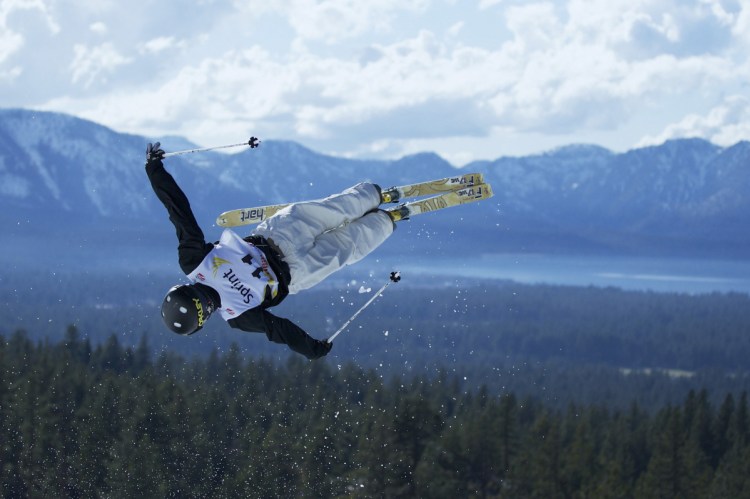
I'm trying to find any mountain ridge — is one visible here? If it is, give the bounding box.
[1,108,748,264]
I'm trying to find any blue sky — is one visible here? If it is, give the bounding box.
[1,0,749,165]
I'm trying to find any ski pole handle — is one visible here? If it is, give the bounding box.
[163,137,260,157]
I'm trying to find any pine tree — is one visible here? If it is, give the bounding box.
[506,410,564,499]
[635,404,711,499]
[561,407,601,497]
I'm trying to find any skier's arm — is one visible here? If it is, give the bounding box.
[144,142,212,274]
[228,309,332,360]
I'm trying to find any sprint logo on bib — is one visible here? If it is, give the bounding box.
[221,268,255,304]
[210,256,255,304]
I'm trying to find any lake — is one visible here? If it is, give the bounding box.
[392,253,750,295]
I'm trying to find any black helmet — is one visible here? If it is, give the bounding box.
[160,284,215,335]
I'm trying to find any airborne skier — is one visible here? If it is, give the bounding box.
[145,142,395,359]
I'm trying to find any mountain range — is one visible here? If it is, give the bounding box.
[1,107,748,271]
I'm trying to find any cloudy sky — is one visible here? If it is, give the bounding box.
[2,0,749,165]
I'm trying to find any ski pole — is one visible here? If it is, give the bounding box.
[162,137,260,157]
[327,271,401,343]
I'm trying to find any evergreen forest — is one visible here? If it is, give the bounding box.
[2,329,750,498]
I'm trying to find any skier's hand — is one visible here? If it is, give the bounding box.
[310,339,332,360]
[145,142,165,166]
[322,340,332,355]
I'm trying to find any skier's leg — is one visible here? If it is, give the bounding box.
[253,183,381,283]
[286,210,394,294]
[253,183,380,245]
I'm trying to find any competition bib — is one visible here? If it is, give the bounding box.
[188,229,279,320]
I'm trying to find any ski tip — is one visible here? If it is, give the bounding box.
[465,172,484,184]
[455,182,493,201]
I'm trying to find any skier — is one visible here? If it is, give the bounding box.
[145,142,395,359]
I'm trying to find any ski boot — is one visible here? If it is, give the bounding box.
[380,186,401,203]
[385,204,411,222]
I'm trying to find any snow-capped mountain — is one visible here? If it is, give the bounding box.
[472,138,750,252]
[1,107,748,266]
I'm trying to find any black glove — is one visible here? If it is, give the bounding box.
[310,339,333,360]
[145,142,165,166]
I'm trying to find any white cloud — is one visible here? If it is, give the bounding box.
[89,22,107,35]
[70,43,133,88]
[1,0,60,32]
[45,46,303,143]
[446,21,464,37]
[0,26,23,64]
[637,95,750,147]
[481,0,744,135]
[478,0,504,9]
[286,30,509,139]
[0,0,59,64]
[237,0,429,43]
[0,65,21,81]
[731,0,750,42]
[504,2,563,51]
[700,0,737,26]
[14,0,750,161]
[140,36,182,54]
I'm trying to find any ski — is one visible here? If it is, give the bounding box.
[385,183,494,222]
[379,172,484,203]
[216,173,484,227]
